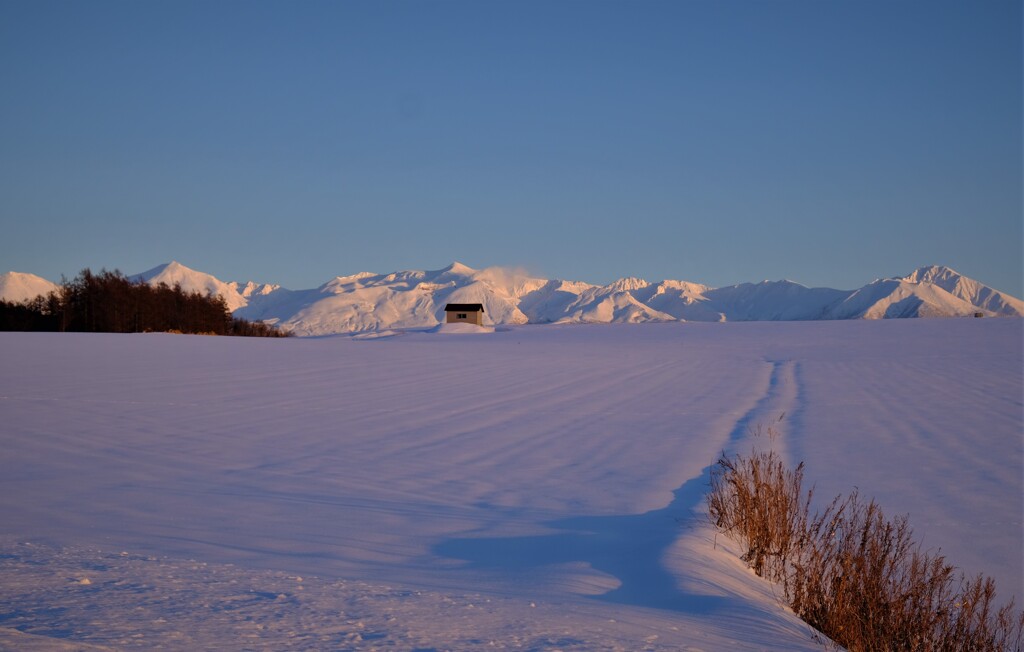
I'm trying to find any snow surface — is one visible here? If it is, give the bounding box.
[431,322,497,334]
[0,319,1020,649]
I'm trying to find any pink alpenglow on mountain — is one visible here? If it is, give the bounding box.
[4,262,1021,335]
[0,271,59,304]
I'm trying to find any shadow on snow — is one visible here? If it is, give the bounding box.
[434,360,793,615]
[435,470,721,614]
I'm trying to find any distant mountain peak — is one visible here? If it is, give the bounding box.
[331,271,377,283]
[134,262,169,280]
[604,277,650,292]
[3,270,49,280]
[134,260,196,281]
[0,271,59,304]
[901,265,1023,316]
[321,272,379,293]
[903,265,961,284]
[439,261,476,276]
[132,261,252,311]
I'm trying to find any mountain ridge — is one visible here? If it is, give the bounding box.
[3,263,1021,335]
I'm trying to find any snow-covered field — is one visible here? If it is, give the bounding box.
[1,319,1020,650]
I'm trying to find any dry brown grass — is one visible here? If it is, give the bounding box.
[707,441,811,580]
[706,426,1024,651]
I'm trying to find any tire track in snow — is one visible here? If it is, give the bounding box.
[721,358,802,461]
[434,358,806,613]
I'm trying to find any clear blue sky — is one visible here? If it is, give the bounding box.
[1,0,1021,295]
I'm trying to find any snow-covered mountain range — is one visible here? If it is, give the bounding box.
[2,261,1021,335]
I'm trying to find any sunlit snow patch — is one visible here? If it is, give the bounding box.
[430,323,495,334]
[351,330,401,340]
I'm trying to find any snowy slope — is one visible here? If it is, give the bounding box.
[0,319,1019,649]
[131,261,278,312]
[557,277,675,324]
[903,265,1024,316]
[704,280,849,321]
[0,271,59,304]
[824,277,989,319]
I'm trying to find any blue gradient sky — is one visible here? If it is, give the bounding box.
[1,0,1021,294]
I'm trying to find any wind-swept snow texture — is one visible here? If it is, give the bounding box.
[0,319,1020,649]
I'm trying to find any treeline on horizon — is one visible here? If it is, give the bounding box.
[0,269,288,337]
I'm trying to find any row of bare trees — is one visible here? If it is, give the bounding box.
[0,269,287,337]
[707,426,1023,651]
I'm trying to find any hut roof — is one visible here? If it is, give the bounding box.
[444,303,485,313]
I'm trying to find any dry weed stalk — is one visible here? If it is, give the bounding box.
[706,424,1024,651]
